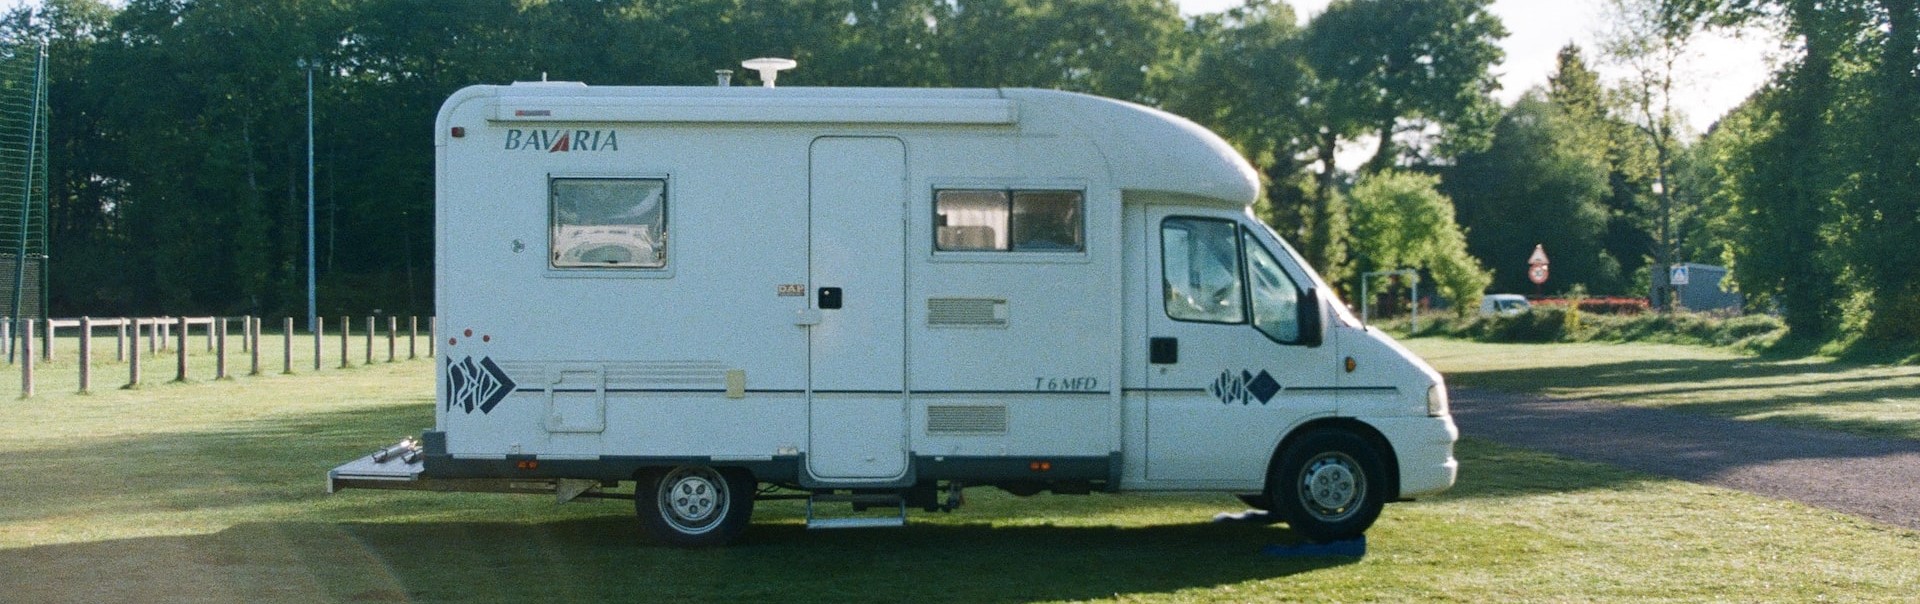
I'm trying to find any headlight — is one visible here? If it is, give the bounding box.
[1426,384,1449,417]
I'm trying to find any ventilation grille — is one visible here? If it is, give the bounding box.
[927,405,1008,434]
[927,298,1007,327]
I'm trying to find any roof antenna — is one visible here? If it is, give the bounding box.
[740,57,797,88]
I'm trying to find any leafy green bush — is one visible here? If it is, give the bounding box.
[1384,308,1786,350]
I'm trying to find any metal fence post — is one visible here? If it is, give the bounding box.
[249,317,260,376]
[339,315,350,369]
[387,316,397,363]
[409,316,418,359]
[175,316,188,382]
[79,317,91,392]
[313,316,323,371]
[283,317,293,374]
[364,315,373,365]
[215,318,227,380]
[20,319,33,397]
[128,319,141,387]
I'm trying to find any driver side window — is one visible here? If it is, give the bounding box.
[1161,218,1245,324]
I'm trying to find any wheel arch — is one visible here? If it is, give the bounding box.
[1266,417,1402,501]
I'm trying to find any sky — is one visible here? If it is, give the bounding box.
[1176,0,1778,134]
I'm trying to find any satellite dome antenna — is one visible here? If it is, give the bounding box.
[741,57,797,88]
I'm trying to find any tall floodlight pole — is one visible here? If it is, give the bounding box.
[300,58,316,332]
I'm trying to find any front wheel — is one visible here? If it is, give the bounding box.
[635,465,756,547]
[1271,430,1387,543]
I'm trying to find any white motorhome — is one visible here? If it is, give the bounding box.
[329,80,1458,547]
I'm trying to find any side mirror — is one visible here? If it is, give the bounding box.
[1298,288,1325,348]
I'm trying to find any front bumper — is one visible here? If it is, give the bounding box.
[1370,415,1459,499]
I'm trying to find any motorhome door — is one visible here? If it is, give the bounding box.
[805,137,910,481]
[1142,209,1338,483]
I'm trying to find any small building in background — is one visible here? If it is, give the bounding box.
[1658,263,1743,314]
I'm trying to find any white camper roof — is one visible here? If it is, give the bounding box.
[436,84,1260,207]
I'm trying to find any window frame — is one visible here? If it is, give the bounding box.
[1240,227,1308,345]
[545,175,673,278]
[1158,216,1248,326]
[932,186,1087,256]
[1157,216,1315,345]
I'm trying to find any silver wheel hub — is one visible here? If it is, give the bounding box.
[658,467,728,533]
[1299,454,1363,520]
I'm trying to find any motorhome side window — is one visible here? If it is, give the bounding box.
[934,189,1084,252]
[550,178,667,269]
[1161,218,1245,324]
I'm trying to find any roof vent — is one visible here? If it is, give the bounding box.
[741,57,797,88]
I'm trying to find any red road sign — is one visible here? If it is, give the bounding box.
[1528,263,1549,285]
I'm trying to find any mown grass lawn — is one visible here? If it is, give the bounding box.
[1405,337,1920,441]
[2,357,1917,602]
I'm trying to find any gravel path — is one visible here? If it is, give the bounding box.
[1453,388,1920,531]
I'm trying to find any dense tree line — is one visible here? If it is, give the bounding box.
[1669,0,1920,345]
[9,0,1909,348]
[1,0,1506,319]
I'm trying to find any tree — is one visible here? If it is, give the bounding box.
[1303,0,1507,175]
[1601,0,1709,309]
[1548,43,1658,295]
[1446,93,1616,294]
[1283,0,1506,287]
[1167,1,1317,253]
[1346,171,1490,315]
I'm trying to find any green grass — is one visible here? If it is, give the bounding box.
[3,359,1918,601]
[1405,337,1920,440]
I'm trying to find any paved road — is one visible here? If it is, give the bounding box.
[1453,388,1920,531]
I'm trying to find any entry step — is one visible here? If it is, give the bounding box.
[805,492,908,529]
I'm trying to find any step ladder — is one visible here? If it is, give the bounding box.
[805,493,908,529]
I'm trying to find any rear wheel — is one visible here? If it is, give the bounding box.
[635,465,756,547]
[1271,430,1387,543]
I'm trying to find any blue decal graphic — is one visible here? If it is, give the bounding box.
[447,356,516,414]
[1209,369,1283,405]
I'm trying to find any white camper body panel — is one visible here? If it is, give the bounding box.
[434,85,1144,488]
[423,84,1454,501]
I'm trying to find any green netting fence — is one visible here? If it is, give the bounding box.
[0,39,46,332]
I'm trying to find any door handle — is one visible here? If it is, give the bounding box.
[1149,337,1178,364]
[818,287,844,310]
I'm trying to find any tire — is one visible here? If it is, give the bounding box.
[635,465,756,547]
[1270,430,1387,543]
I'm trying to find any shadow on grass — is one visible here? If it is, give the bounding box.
[0,516,1355,603]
